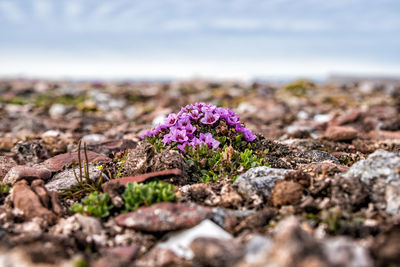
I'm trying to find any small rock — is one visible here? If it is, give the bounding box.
[104,245,140,261]
[45,164,108,192]
[87,139,137,156]
[314,113,333,124]
[372,225,400,267]
[241,235,273,265]
[52,213,103,236]
[263,217,326,267]
[323,237,372,267]
[123,142,154,176]
[12,141,50,164]
[81,134,107,144]
[31,179,50,208]
[12,180,56,224]
[270,181,304,207]
[124,142,190,185]
[49,103,67,118]
[134,248,190,267]
[0,156,17,181]
[343,149,400,214]
[325,126,358,141]
[331,109,363,126]
[115,202,212,232]
[233,166,295,201]
[42,150,111,172]
[299,150,340,164]
[149,149,191,184]
[102,169,182,191]
[157,219,232,259]
[3,166,52,185]
[190,237,245,267]
[330,175,370,211]
[41,130,70,138]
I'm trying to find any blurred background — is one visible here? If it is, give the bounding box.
[0,0,399,81]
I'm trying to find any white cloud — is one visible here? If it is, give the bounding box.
[0,1,24,23]
[33,0,51,20]
[65,0,83,18]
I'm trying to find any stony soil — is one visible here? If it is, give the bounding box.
[0,78,400,266]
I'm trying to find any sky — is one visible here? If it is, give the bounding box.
[0,0,399,80]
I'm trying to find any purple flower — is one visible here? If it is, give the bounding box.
[171,129,189,143]
[236,126,257,142]
[185,124,196,135]
[243,129,257,142]
[177,116,191,128]
[200,112,220,125]
[162,132,173,143]
[198,132,220,149]
[226,115,240,126]
[189,109,202,120]
[177,143,188,152]
[140,129,153,139]
[201,105,216,113]
[216,107,229,119]
[195,102,207,110]
[164,113,178,126]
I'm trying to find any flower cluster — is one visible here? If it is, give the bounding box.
[140,102,257,152]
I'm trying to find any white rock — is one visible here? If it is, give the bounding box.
[45,165,108,192]
[314,113,333,123]
[81,134,107,144]
[156,219,232,260]
[323,237,373,267]
[49,103,67,118]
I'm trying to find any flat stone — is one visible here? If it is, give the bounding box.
[157,219,232,260]
[42,150,111,172]
[45,164,108,192]
[233,166,295,200]
[115,202,212,232]
[0,156,17,182]
[3,166,52,185]
[102,168,182,191]
[12,180,56,224]
[325,126,358,141]
[343,149,400,214]
[299,150,339,164]
[87,139,137,156]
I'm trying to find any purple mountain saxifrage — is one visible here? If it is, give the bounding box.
[140,103,257,152]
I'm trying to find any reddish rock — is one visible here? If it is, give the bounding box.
[49,191,64,215]
[102,169,182,191]
[270,181,304,207]
[87,139,137,156]
[12,180,56,224]
[115,202,212,232]
[190,237,245,267]
[369,130,400,140]
[325,126,358,141]
[3,166,52,185]
[331,109,363,126]
[42,150,111,172]
[31,179,50,209]
[104,245,140,261]
[0,156,17,182]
